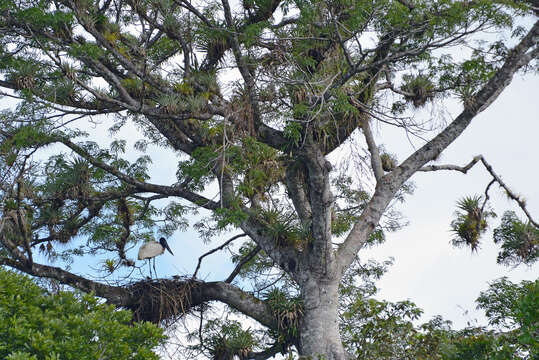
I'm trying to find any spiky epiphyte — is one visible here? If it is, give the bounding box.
[494,211,538,266]
[401,75,436,108]
[450,195,496,252]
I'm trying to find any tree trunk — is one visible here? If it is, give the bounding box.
[298,277,347,360]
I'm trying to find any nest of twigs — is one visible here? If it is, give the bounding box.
[126,277,200,325]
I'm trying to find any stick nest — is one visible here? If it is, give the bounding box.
[126,277,200,325]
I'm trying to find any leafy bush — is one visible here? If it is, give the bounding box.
[0,268,165,360]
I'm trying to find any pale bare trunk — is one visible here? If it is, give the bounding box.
[298,278,347,360]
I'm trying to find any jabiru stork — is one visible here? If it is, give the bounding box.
[138,237,174,278]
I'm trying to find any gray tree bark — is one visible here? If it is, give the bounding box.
[298,277,346,360]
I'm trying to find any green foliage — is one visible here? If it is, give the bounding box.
[515,280,539,351]
[67,42,105,60]
[441,327,517,360]
[339,272,539,360]
[0,0,537,358]
[450,195,496,252]
[339,260,450,360]
[441,277,538,360]
[0,268,165,359]
[340,285,454,360]
[177,145,220,191]
[257,208,310,248]
[337,246,538,359]
[0,119,185,267]
[339,257,448,359]
[147,36,179,62]
[493,211,538,266]
[330,175,370,237]
[342,297,430,359]
[241,21,268,47]
[190,319,258,359]
[0,122,55,152]
[265,288,303,341]
[214,204,249,228]
[283,121,303,146]
[233,137,284,200]
[477,277,527,329]
[475,277,538,356]
[331,210,357,237]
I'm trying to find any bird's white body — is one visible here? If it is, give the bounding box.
[138,241,165,260]
[137,237,173,278]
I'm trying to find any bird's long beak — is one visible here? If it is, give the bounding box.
[162,239,174,256]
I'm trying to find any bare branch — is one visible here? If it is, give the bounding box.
[419,155,538,227]
[225,245,261,284]
[192,233,248,279]
[418,155,482,173]
[481,179,496,216]
[361,119,384,181]
[479,157,538,228]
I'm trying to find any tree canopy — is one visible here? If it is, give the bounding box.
[0,268,165,360]
[340,275,539,360]
[0,0,538,358]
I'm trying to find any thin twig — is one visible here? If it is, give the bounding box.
[419,155,538,227]
[478,156,538,228]
[225,245,261,283]
[480,179,496,216]
[192,234,248,279]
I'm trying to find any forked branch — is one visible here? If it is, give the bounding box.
[192,233,248,279]
[338,20,539,269]
[420,155,538,227]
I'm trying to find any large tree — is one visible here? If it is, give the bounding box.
[0,0,537,358]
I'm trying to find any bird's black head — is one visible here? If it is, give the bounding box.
[159,237,174,256]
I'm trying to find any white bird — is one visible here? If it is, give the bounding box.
[138,237,174,278]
